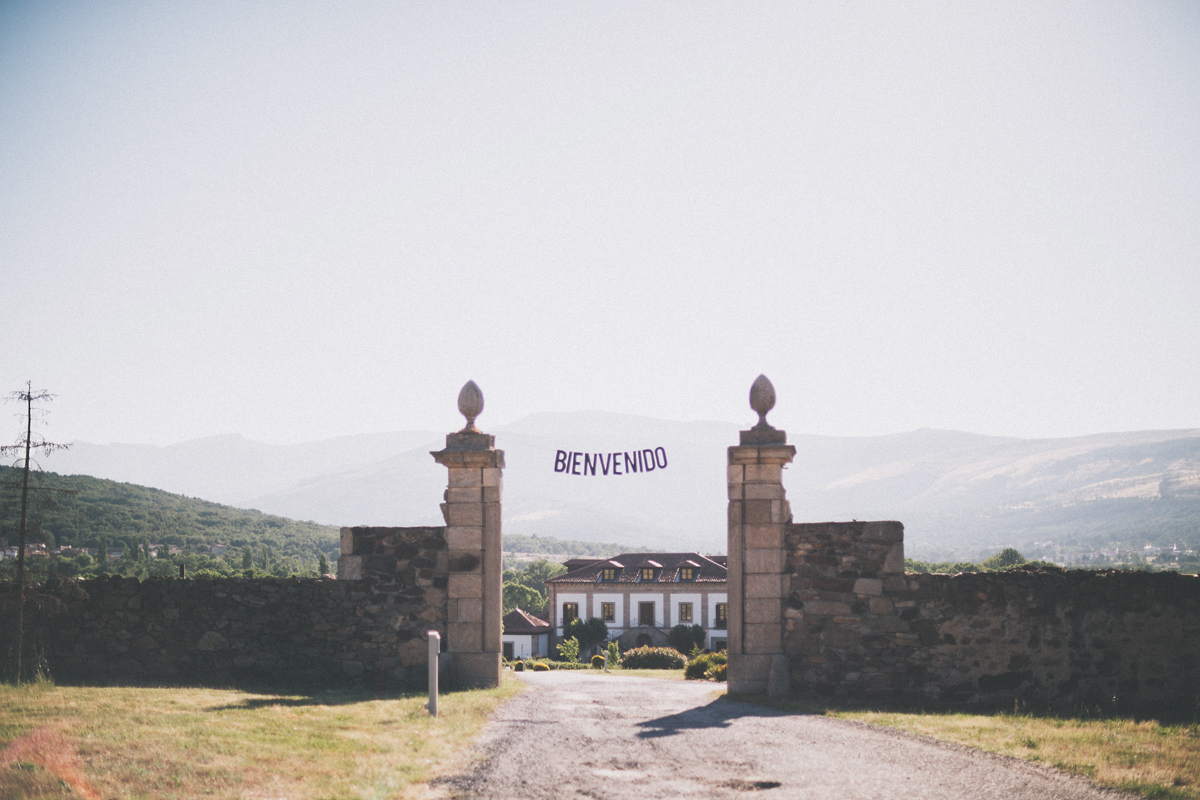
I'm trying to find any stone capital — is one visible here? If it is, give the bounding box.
[431,448,506,469]
[727,444,796,467]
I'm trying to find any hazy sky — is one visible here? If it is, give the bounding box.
[3,1,1198,447]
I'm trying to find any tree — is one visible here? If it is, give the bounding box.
[318,553,329,575]
[564,616,608,654]
[1,383,70,683]
[668,624,707,654]
[503,581,545,615]
[982,548,1026,571]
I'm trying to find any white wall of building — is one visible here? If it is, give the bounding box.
[628,592,666,627]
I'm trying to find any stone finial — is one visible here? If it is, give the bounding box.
[749,374,776,429]
[739,374,787,445]
[458,380,484,434]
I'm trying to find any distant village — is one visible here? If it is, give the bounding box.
[2,539,1198,574]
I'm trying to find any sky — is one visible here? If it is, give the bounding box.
[2,1,1198,448]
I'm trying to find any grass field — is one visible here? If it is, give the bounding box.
[830,706,1200,799]
[0,677,524,800]
[741,693,1200,800]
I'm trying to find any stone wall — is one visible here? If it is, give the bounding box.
[21,525,449,688]
[783,520,1200,706]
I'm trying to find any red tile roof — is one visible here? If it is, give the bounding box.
[503,607,551,634]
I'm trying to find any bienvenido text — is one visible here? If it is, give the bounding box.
[553,448,668,476]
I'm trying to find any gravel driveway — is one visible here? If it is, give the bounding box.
[436,671,1130,799]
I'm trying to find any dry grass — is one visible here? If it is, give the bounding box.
[0,676,524,800]
[828,707,1200,799]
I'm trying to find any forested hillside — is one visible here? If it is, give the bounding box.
[0,466,339,577]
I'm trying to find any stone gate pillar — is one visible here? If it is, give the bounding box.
[431,380,504,688]
[727,374,796,698]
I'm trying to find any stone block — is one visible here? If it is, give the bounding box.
[482,468,502,487]
[446,526,483,551]
[448,573,483,599]
[745,574,783,600]
[454,598,484,624]
[768,654,790,699]
[729,653,773,683]
[727,464,745,483]
[483,502,501,534]
[863,520,904,543]
[744,623,782,653]
[728,483,744,501]
[744,464,782,483]
[453,652,501,689]
[869,598,894,615]
[744,482,785,500]
[340,527,355,556]
[447,468,483,487]
[803,600,852,616]
[883,542,905,574]
[854,578,884,596]
[745,548,785,574]
[446,503,484,527]
[744,524,783,549]
[447,622,481,652]
[337,555,364,581]
[446,487,482,504]
[744,499,773,524]
[744,598,782,625]
[728,501,743,527]
[482,486,501,503]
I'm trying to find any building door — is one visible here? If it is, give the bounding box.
[639,602,655,627]
[503,642,514,661]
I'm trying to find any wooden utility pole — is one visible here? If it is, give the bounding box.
[2,382,69,683]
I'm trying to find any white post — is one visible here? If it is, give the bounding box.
[427,630,440,717]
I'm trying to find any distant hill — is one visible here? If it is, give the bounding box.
[0,467,649,575]
[0,466,340,569]
[44,415,1200,562]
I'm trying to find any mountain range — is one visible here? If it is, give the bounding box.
[46,413,1200,561]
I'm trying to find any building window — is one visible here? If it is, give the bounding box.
[715,603,728,629]
[639,602,655,626]
[601,602,615,622]
[600,568,617,582]
[640,567,656,581]
[563,602,578,625]
[679,567,695,581]
[713,639,727,652]
[679,602,693,623]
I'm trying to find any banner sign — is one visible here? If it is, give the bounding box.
[554,448,668,476]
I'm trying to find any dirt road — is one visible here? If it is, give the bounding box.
[436,671,1129,799]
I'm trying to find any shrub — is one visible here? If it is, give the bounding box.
[532,662,550,672]
[668,624,706,654]
[605,640,620,666]
[685,651,727,680]
[591,654,606,669]
[514,660,524,672]
[556,636,580,664]
[620,646,687,670]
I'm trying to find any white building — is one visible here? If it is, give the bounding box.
[546,552,728,654]
[501,607,550,660]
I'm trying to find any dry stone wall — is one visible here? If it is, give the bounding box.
[784,521,1200,706]
[25,525,449,688]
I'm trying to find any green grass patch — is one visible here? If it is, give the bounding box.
[0,677,524,799]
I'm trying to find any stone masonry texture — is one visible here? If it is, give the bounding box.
[18,525,449,689]
[785,521,1200,705]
